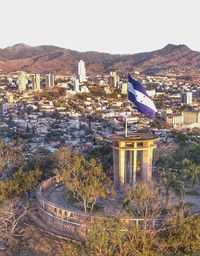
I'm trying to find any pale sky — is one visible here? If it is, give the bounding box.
[0,0,199,54]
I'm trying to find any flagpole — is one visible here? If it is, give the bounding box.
[125,114,128,138]
[125,72,129,138]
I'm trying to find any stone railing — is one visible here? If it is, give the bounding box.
[36,176,167,240]
[36,176,90,241]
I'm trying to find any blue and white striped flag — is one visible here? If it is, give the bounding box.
[128,74,157,118]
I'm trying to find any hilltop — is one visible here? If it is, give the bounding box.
[0,43,199,74]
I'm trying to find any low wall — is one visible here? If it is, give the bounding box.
[36,176,91,241]
[36,176,166,241]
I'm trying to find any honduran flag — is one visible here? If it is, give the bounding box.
[128,74,157,118]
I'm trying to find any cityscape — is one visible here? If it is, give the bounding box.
[1,0,200,256]
[0,52,199,156]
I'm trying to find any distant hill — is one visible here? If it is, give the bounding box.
[0,43,200,75]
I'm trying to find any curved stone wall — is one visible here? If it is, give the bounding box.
[36,176,90,241]
[36,176,166,240]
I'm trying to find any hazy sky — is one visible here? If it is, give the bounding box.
[1,0,199,54]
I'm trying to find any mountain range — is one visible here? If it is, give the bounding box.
[0,43,200,75]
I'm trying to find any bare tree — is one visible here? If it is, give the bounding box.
[0,199,29,249]
[123,182,168,233]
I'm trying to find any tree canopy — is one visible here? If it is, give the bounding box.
[55,148,111,213]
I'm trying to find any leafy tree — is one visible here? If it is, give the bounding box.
[87,145,113,176]
[87,218,127,256]
[164,215,200,255]
[11,167,42,195]
[182,159,200,190]
[172,141,200,166]
[153,143,178,167]
[60,242,86,256]
[56,149,111,213]
[160,171,185,205]
[176,133,189,144]
[0,168,42,202]
[87,216,161,256]
[52,147,71,173]
[185,142,200,165]
[157,154,175,168]
[86,209,200,256]
[25,150,55,179]
[123,182,164,232]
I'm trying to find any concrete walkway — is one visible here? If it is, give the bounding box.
[185,195,200,213]
[44,184,200,216]
[43,184,84,213]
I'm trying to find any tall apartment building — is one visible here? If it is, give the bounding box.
[7,93,14,103]
[74,79,80,92]
[181,92,192,105]
[46,74,55,88]
[108,72,120,87]
[18,71,27,92]
[118,82,127,94]
[78,60,86,83]
[31,74,41,92]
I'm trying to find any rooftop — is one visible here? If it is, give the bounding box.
[108,133,159,142]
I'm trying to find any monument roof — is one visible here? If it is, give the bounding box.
[108,133,159,142]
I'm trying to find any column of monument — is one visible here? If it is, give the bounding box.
[141,141,153,183]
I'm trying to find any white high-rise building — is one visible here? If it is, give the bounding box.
[7,93,14,103]
[18,71,27,92]
[31,74,41,92]
[74,79,80,92]
[78,60,86,83]
[182,92,192,105]
[46,74,55,88]
[107,71,120,87]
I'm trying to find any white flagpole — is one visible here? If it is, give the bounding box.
[125,114,128,138]
[125,73,129,138]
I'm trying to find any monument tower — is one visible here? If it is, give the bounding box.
[109,74,159,190]
[109,133,159,190]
